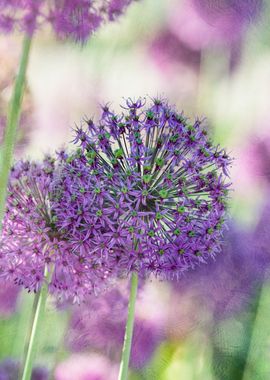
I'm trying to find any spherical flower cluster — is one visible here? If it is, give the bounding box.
[0,0,134,41]
[0,156,110,301]
[52,97,232,281]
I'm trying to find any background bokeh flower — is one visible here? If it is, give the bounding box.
[0,0,135,42]
[66,283,165,370]
[0,358,48,380]
[54,353,118,380]
[0,280,20,317]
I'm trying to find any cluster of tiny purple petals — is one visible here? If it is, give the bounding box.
[52,98,232,281]
[0,156,110,301]
[0,0,134,41]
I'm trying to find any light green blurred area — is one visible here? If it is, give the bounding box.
[1,0,270,379]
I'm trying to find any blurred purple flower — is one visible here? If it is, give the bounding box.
[169,0,262,50]
[149,29,201,72]
[0,279,20,317]
[0,358,48,380]
[247,136,270,186]
[31,367,49,380]
[66,285,164,369]
[193,0,262,32]
[54,353,117,380]
[168,221,262,337]
[252,196,270,269]
[0,156,111,302]
[52,97,232,282]
[0,0,135,42]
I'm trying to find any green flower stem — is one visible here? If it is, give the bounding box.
[118,271,138,380]
[0,35,32,230]
[21,267,49,380]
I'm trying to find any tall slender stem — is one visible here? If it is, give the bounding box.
[21,268,49,380]
[118,272,138,380]
[0,35,32,229]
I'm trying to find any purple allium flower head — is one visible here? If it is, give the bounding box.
[66,284,164,369]
[0,155,110,302]
[52,97,232,281]
[0,0,134,42]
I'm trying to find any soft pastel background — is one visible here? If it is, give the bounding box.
[1,0,270,379]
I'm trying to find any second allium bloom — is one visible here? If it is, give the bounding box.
[53,98,232,280]
[0,157,110,301]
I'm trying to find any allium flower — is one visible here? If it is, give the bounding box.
[52,97,232,281]
[67,285,164,369]
[0,155,110,301]
[0,0,134,41]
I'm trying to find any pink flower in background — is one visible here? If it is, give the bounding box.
[55,354,118,380]
[148,0,262,75]
[169,0,262,50]
[246,136,270,186]
[149,29,201,72]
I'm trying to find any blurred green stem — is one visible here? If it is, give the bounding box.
[242,278,270,380]
[21,267,49,380]
[118,272,138,380]
[0,35,32,230]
